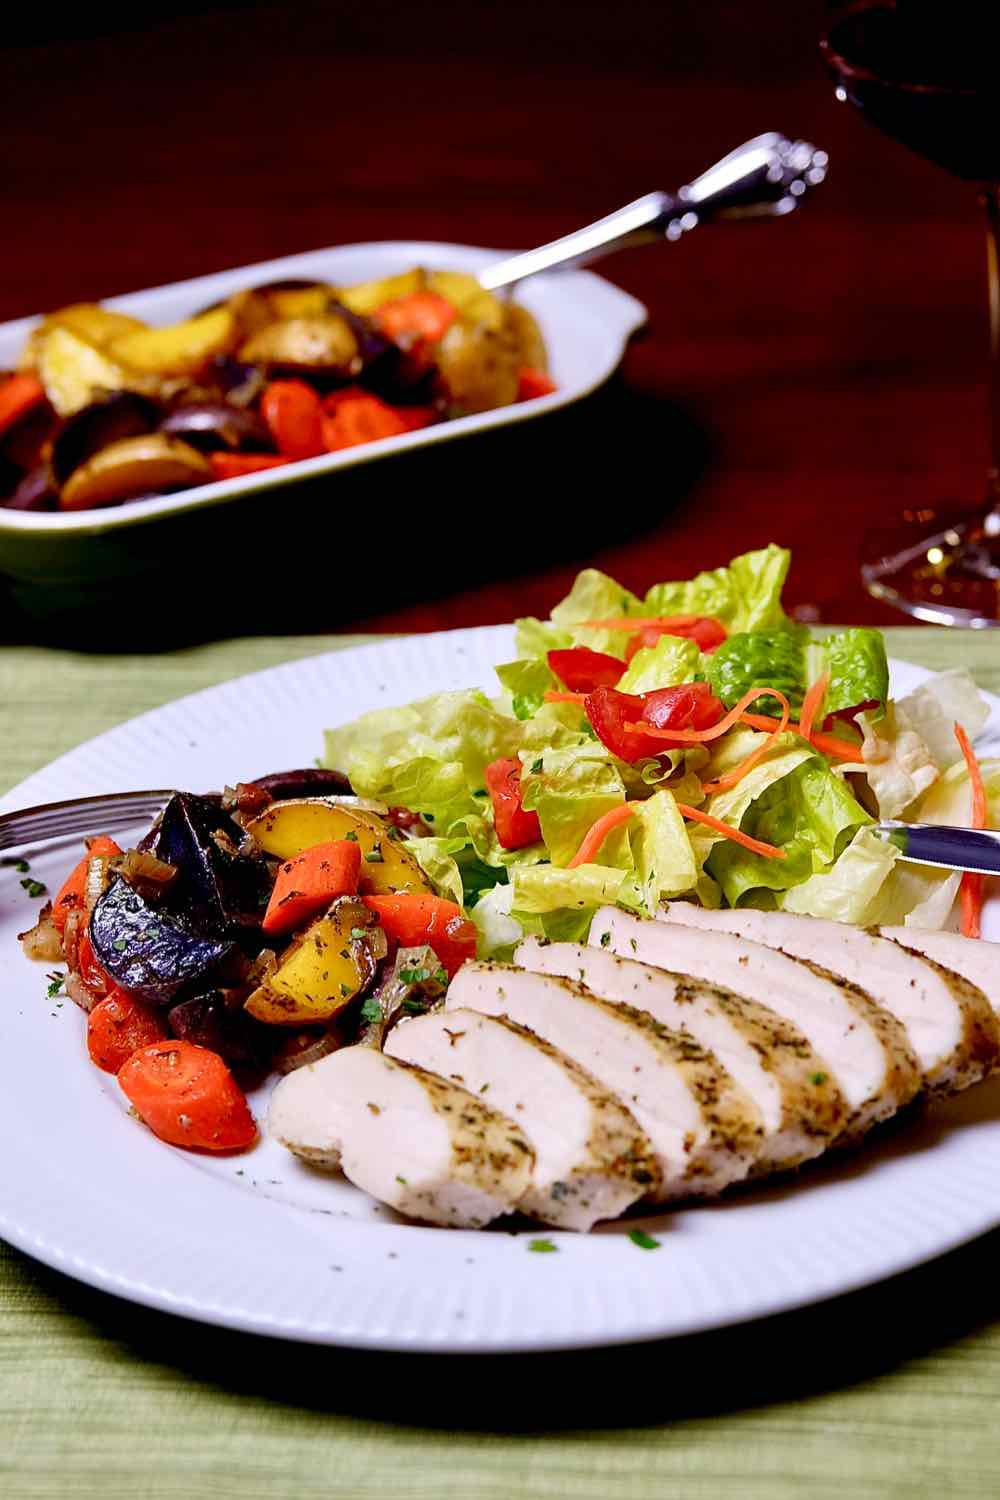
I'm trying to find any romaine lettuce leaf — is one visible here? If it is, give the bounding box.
[514,616,571,660]
[618,790,698,909]
[511,861,627,916]
[707,756,872,905]
[644,544,791,633]
[779,826,898,922]
[895,669,991,769]
[911,755,1000,827]
[707,630,806,711]
[405,835,513,908]
[818,629,889,720]
[519,744,629,869]
[868,860,962,930]
[853,703,939,819]
[495,658,557,720]
[548,569,643,657]
[469,882,525,957]
[617,634,702,694]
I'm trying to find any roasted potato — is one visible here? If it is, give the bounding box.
[110,307,237,377]
[59,433,211,511]
[238,314,360,373]
[245,798,432,896]
[37,327,135,416]
[505,302,548,372]
[426,271,505,332]
[227,283,337,341]
[18,303,148,372]
[435,314,521,414]
[338,269,426,317]
[245,894,379,1024]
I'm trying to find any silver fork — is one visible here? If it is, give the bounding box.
[0,789,174,853]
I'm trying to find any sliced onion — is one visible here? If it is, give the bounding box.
[272,1026,344,1074]
[65,971,98,1013]
[18,907,63,962]
[84,854,116,914]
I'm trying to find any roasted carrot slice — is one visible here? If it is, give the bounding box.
[118,1041,257,1151]
[262,839,362,936]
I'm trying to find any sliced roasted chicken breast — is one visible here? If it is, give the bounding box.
[386,1009,659,1229]
[268,1046,533,1229]
[881,927,1000,1019]
[446,961,764,1199]
[592,906,920,1133]
[516,936,844,1171]
[659,902,998,1094]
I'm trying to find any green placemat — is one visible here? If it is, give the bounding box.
[2,627,1000,1500]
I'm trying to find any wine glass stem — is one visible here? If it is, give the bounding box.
[983,184,1000,526]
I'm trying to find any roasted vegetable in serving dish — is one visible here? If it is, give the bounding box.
[1,270,554,513]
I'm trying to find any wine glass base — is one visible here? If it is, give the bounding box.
[861,506,1000,627]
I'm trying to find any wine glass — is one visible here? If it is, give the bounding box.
[822,1,1000,626]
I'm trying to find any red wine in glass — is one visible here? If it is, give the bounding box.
[822,2,1000,624]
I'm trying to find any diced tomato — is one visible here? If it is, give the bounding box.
[483,757,542,851]
[260,380,326,459]
[87,991,168,1073]
[584,682,725,762]
[517,367,557,401]
[547,647,625,693]
[118,1041,257,1151]
[362,893,477,978]
[624,616,727,662]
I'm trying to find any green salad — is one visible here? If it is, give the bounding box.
[324,546,998,954]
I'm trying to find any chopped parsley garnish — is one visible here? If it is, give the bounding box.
[530,758,543,774]
[350,927,367,940]
[810,1071,828,1086]
[527,1238,558,1253]
[113,938,128,952]
[395,1174,408,1186]
[20,877,47,898]
[46,972,64,998]
[340,983,353,997]
[399,966,431,984]
[343,830,359,842]
[2,857,31,872]
[423,813,434,822]
[627,1229,660,1250]
[364,848,384,863]
[359,997,381,1024]
[599,930,611,948]
[472,788,487,798]
[401,997,428,1015]
[433,967,448,987]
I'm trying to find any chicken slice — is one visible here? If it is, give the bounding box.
[446,961,764,1199]
[593,906,920,1133]
[881,927,1000,1019]
[268,1046,534,1228]
[386,1009,659,1229]
[516,936,844,1171]
[659,902,997,1094]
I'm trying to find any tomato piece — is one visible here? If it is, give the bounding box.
[585,687,667,762]
[641,682,724,733]
[362,894,477,978]
[87,991,168,1073]
[483,757,542,851]
[547,647,625,693]
[517,367,557,401]
[118,1041,257,1151]
[51,835,122,934]
[260,380,326,459]
[623,616,727,662]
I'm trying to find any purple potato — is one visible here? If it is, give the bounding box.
[50,393,161,485]
[4,465,58,510]
[90,877,233,1006]
[250,767,353,800]
[160,401,269,453]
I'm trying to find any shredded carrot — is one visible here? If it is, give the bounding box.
[567,803,637,869]
[955,719,987,939]
[579,615,706,632]
[544,690,588,705]
[676,804,786,860]
[798,671,830,745]
[626,687,791,745]
[701,694,791,795]
[740,712,862,762]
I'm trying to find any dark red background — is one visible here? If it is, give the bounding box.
[2,0,988,635]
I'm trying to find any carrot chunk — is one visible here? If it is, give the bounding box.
[262,839,362,936]
[118,1041,257,1151]
[88,992,168,1073]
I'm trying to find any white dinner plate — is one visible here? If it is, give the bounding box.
[1,627,999,1353]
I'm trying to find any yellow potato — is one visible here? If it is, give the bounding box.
[268,286,337,320]
[505,302,548,372]
[110,306,237,376]
[246,799,432,896]
[427,271,505,332]
[338,269,426,316]
[37,327,133,416]
[19,303,149,371]
[59,434,211,511]
[245,895,377,1025]
[435,314,521,414]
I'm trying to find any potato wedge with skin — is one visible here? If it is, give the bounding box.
[59,433,212,511]
[426,272,505,332]
[37,327,135,416]
[110,307,237,376]
[338,269,426,317]
[238,314,359,372]
[245,895,378,1025]
[19,303,149,372]
[246,799,432,896]
[436,314,521,413]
